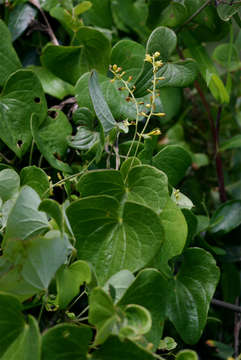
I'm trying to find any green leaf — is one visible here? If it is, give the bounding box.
[0,70,47,157]
[166,248,220,344]
[111,0,149,39]
[120,157,142,180]
[181,31,229,104]
[157,198,188,277]
[56,260,91,309]
[73,1,92,16]
[21,231,71,290]
[3,186,49,245]
[217,3,241,21]
[88,71,119,134]
[41,44,83,85]
[147,26,177,62]
[176,350,198,360]
[120,304,152,339]
[66,195,164,284]
[42,323,92,360]
[209,200,241,236]
[50,6,82,34]
[103,270,135,303]
[8,3,37,41]
[0,169,20,202]
[28,66,74,100]
[111,40,145,82]
[152,145,192,186]
[213,44,241,71]
[158,0,188,28]
[0,20,21,86]
[0,293,25,357]
[220,134,241,151]
[71,26,111,75]
[39,199,64,232]
[91,335,156,360]
[77,165,169,212]
[31,111,73,173]
[118,269,166,349]
[1,315,41,360]
[159,337,177,351]
[81,0,113,28]
[20,166,50,199]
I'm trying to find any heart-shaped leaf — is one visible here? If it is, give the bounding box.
[42,323,92,360]
[0,20,21,86]
[0,169,20,202]
[20,166,50,199]
[56,260,91,309]
[66,195,164,284]
[31,110,73,173]
[0,70,47,157]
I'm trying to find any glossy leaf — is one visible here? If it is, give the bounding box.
[1,315,41,360]
[81,0,113,28]
[31,111,73,173]
[0,293,25,357]
[8,3,37,41]
[176,350,198,360]
[103,270,135,303]
[3,186,49,245]
[0,20,21,86]
[42,323,92,360]
[0,70,47,157]
[152,145,192,186]
[20,166,50,199]
[209,200,241,236]
[56,260,91,309]
[39,199,64,232]
[0,169,20,202]
[66,195,164,284]
[28,66,74,99]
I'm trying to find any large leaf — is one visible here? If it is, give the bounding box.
[0,70,47,157]
[28,66,74,100]
[56,260,91,309]
[3,186,49,246]
[81,0,113,28]
[72,26,111,75]
[66,195,164,284]
[42,323,92,360]
[0,293,25,357]
[134,27,197,97]
[31,110,73,173]
[152,145,192,186]
[209,200,241,236]
[1,315,41,360]
[8,3,37,41]
[20,166,50,199]
[111,39,145,82]
[41,44,83,85]
[77,165,169,212]
[0,20,21,86]
[166,248,219,344]
[0,169,20,202]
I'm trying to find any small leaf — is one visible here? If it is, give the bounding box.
[28,66,74,100]
[103,270,135,303]
[0,293,25,358]
[3,186,49,246]
[220,134,241,151]
[42,323,92,360]
[0,20,21,86]
[8,3,37,41]
[89,71,117,134]
[20,166,50,199]
[176,349,198,360]
[217,3,241,21]
[0,169,20,202]
[73,1,92,16]
[209,200,241,236]
[152,145,192,186]
[39,199,64,232]
[56,260,91,309]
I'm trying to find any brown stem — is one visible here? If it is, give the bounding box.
[29,0,59,45]
[234,297,241,357]
[212,299,241,313]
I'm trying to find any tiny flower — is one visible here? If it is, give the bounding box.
[155,60,163,68]
[128,76,133,82]
[146,129,162,136]
[154,51,160,58]
[112,64,118,71]
[154,112,166,117]
[145,103,152,108]
[145,54,152,63]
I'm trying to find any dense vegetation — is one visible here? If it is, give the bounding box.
[0,0,240,359]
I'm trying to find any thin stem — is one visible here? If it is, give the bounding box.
[234,297,241,357]
[0,152,14,164]
[68,289,87,311]
[76,305,89,319]
[176,0,211,33]
[29,0,59,45]
[29,139,35,166]
[212,298,241,313]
